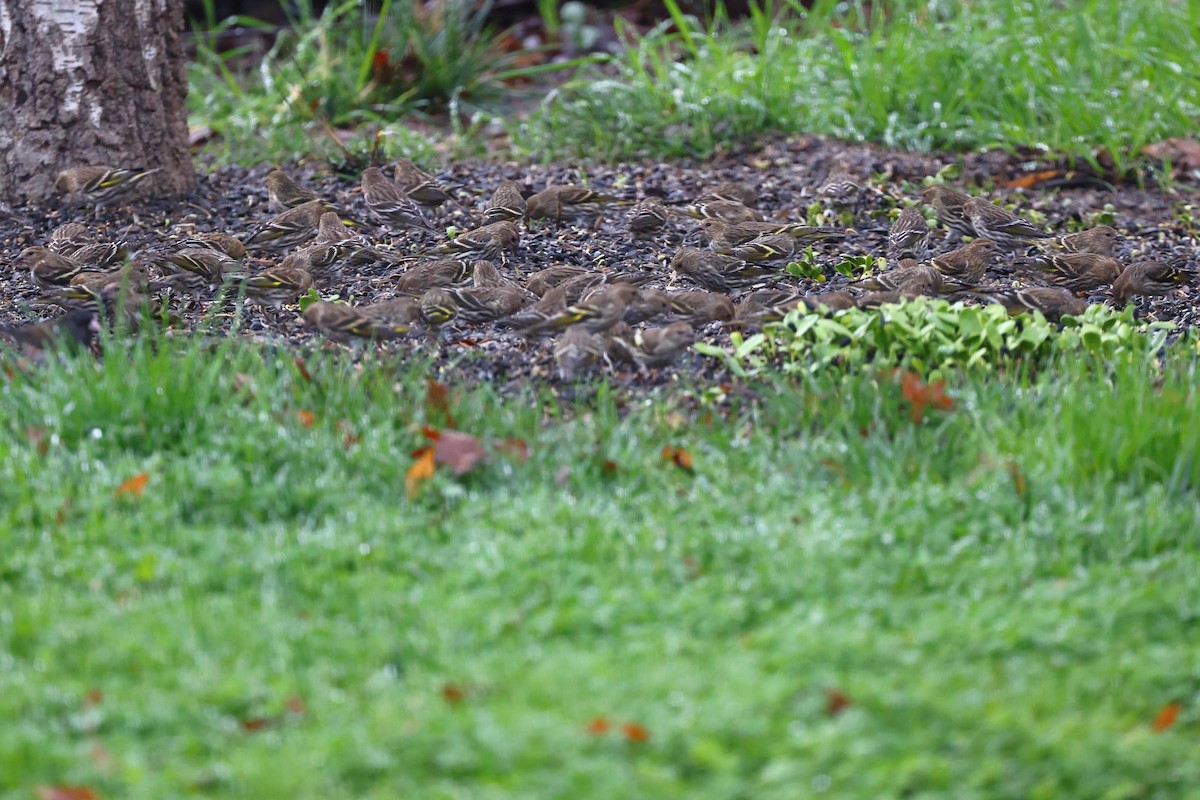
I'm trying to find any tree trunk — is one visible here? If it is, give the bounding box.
[0,0,194,204]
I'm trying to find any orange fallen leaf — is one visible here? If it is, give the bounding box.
[426,378,456,428]
[294,357,312,383]
[36,786,97,800]
[1000,169,1062,190]
[115,472,149,498]
[240,717,271,732]
[600,459,618,476]
[496,437,530,462]
[406,447,436,499]
[620,721,651,743]
[900,371,953,424]
[661,445,694,473]
[441,683,466,705]
[434,430,487,476]
[1152,701,1181,732]
[825,688,852,717]
[1007,460,1027,498]
[285,695,307,715]
[584,716,611,735]
[296,410,316,428]
[84,689,103,708]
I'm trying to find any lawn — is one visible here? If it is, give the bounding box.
[3,339,1198,799]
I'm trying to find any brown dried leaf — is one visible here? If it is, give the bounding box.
[585,716,611,735]
[435,430,487,476]
[661,445,694,473]
[620,721,651,743]
[1152,701,1181,732]
[406,447,436,499]
[496,437,529,462]
[825,688,852,717]
[294,357,312,383]
[425,378,456,428]
[36,787,98,800]
[115,472,149,498]
[296,410,316,428]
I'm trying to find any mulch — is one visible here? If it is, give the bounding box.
[2,135,1198,393]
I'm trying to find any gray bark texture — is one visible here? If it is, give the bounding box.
[0,0,195,204]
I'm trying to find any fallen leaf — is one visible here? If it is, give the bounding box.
[496,437,529,462]
[661,445,694,473]
[115,472,149,498]
[406,447,436,499]
[294,357,312,383]
[1007,460,1027,498]
[425,378,456,428]
[600,459,618,476]
[296,410,316,428]
[1142,137,1200,173]
[1000,169,1062,190]
[240,717,271,732]
[434,430,487,476]
[25,426,50,455]
[88,739,115,770]
[620,721,651,743]
[36,786,97,800]
[441,683,466,705]
[285,695,307,715]
[84,689,103,708]
[584,716,611,735]
[825,688,852,717]
[900,371,953,423]
[1152,701,1181,732]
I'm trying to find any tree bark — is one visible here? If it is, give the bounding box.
[0,0,194,204]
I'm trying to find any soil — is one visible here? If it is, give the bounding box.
[2,134,1198,394]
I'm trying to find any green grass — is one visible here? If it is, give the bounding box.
[515,0,1200,169]
[3,335,1200,798]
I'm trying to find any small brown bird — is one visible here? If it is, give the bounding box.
[974,287,1088,321]
[22,246,92,289]
[668,290,736,324]
[361,167,436,232]
[734,290,805,324]
[278,243,346,286]
[677,199,764,224]
[625,198,669,239]
[434,221,520,262]
[63,241,128,270]
[471,260,508,289]
[1043,225,1120,257]
[1111,261,1194,303]
[851,264,945,297]
[442,285,531,324]
[698,218,842,250]
[623,288,673,325]
[964,197,1052,250]
[715,233,800,264]
[395,259,471,295]
[670,247,772,293]
[360,297,422,326]
[419,288,458,326]
[526,283,640,334]
[920,185,976,240]
[0,309,100,359]
[71,262,152,295]
[483,179,527,225]
[856,291,909,309]
[53,166,161,211]
[803,291,857,311]
[393,159,450,205]
[231,266,314,310]
[525,265,590,296]
[931,239,998,284]
[160,247,237,290]
[1017,252,1122,294]
[264,169,318,212]
[698,181,758,208]
[816,169,868,213]
[49,223,90,251]
[887,205,931,261]
[553,325,606,380]
[525,185,620,223]
[244,199,334,252]
[627,322,696,369]
[302,301,409,344]
[179,231,248,261]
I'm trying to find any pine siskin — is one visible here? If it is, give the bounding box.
[314,211,381,265]
[699,181,758,208]
[419,288,458,326]
[393,159,465,215]
[919,185,976,240]
[816,169,867,213]
[1111,260,1194,303]
[963,197,1052,250]
[442,285,531,324]
[973,287,1088,321]
[395,259,471,295]
[53,166,161,210]
[669,247,771,293]
[931,239,998,284]
[698,218,842,250]
[47,283,165,330]
[483,179,527,225]
[63,241,128,269]
[162,247,237,287]
[1043,225,1120,257]
[243,200,334,252]
[628,322,696,370]
[302,301,409,344]
[622,288,673,325]
[676,199,764,224]
[734,289,805,324]
[179,231,248,261]
[856,291,908,309]
[553,325,605,380]
[231,266,314,310]
[21,246,92,289]
[264,169,318,212]
[715,233,801,264]
[471,260,507,289]
[526,283,640,334]
[49,222,90,251]
[1016,252,1122,293]
[434,221,520,262]
[525,185,621,223]
[804,290,857,311]
[887,205,931,261]
[0,309,100,358]
[851,264,945,297]
[71,262,152,295]
[667,290,736,323]
[361,167,436,232]
[625,197,669,239]
[525,265,589,296]
[360,297,422,326]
